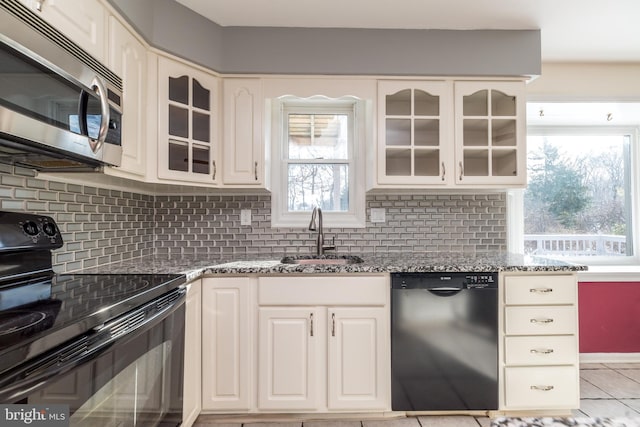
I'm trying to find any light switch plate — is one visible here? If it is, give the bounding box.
[240,209,252,225]
[370,208,386,223]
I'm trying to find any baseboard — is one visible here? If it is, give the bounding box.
[580,352,640,363]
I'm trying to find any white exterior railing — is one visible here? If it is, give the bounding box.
[524,234,627,256]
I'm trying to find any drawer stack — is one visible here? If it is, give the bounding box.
[501,273,580,410]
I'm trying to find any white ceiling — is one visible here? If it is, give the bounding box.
[175,0,640,62]
[527,103,640,126]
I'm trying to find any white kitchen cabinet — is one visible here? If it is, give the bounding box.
[257,275,390,412]
[504,366,579,409]
[375,79,526,189]
[105,16,147,178]
[500,273,580,411]
[157,56,220,185]
[182,280,201,427]
[222,78,265,186]
[201,277,254,411]
[258,307,319,410]
[327,307,387,410]
[377,81,452,186]
[454,81,526,186]
[19,0,107,62]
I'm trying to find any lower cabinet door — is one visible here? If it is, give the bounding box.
[258,307,318,410]
[201,278,252,411]
[328,307,389,410]
[504,366,579,409]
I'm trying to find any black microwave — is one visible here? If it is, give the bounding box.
[0,0,123,171]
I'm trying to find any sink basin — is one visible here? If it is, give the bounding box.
[280,255,364,265]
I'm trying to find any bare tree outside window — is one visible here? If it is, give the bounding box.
[524,134,632,257]
[286,112,350,212]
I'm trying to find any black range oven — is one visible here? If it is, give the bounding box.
[0,211,187,426]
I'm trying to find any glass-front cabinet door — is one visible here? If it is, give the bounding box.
[454,81,526,186]
[158,56,219,184]
[377,81,452,185]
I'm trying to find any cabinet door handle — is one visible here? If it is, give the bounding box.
[530,385,554,391]
[331,313,336,337]
[530,318,554,324]
[459,161,464,181]
[441,162,445,181]
[310,312,314,337]
[212,160,217,180]
[254,161,258,181]
[530,348,554,354]
[530,287,553,293]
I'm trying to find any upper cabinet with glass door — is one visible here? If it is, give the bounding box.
[454,81,526,187]
[377,81,452,186]
[157,56,219,184]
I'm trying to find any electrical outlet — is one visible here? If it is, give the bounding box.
[240,209,252,226]
[370,208,386,223]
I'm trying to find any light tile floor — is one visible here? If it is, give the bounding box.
[575,363,640,418]
[195,363,640,427]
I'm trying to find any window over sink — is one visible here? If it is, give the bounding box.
[270,97,366,228]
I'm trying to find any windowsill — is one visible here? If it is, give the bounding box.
[578,265,640,282]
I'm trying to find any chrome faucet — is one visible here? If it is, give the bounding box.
[308,206,335,256]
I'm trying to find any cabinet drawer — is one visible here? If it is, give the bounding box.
[504,366,579,409]
[505,336,578,366]
[505,306,576,335]
[258,275,388,305]
[504,275,576,305]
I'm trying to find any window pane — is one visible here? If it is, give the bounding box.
[524,134,631,257]
[288,114,348,159]
[192,145,210,174]
[168,76,188,104]
[168,140,188,172]
[168,105,188,138]
[287,164,348,212]
[192,111,210,142]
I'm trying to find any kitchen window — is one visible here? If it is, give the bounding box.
[511,102,640,265]
[271,97,366,228]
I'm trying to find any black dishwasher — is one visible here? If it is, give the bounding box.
[391,272,498,411]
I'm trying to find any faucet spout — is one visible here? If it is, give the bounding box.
[308,207,334,256]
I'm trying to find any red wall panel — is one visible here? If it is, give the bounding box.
[578,282,640,353]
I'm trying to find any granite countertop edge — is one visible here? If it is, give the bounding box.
[74,252,587,278]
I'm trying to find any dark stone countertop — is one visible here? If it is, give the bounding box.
[75,252,587,280]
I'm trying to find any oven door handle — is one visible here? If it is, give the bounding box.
[0,287,186,403]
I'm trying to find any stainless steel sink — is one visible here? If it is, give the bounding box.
[280,255,364,265]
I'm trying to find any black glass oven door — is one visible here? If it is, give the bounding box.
[0,288,186,427]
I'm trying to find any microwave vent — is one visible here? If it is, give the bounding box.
[1,0,122,92]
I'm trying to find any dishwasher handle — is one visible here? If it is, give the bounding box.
[428,287,463,296]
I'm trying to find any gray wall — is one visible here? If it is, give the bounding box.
[0,167,506,272]
[108,0,540,77]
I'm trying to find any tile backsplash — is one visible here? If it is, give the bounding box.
[154,193,506,256]
[1,166,155,272]
[1,166,506,272]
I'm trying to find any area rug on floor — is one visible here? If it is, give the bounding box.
[491,418,640,427]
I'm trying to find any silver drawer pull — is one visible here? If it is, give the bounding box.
[530,318,554,324]
[530,288,553,293]
[530,385,554,391]
[530,348,554,354]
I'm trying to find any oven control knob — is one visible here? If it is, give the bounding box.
[43,223,57,236]
[22,221,39,236]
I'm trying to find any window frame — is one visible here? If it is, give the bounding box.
[270,96,366,228]
[510,124,640,266]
